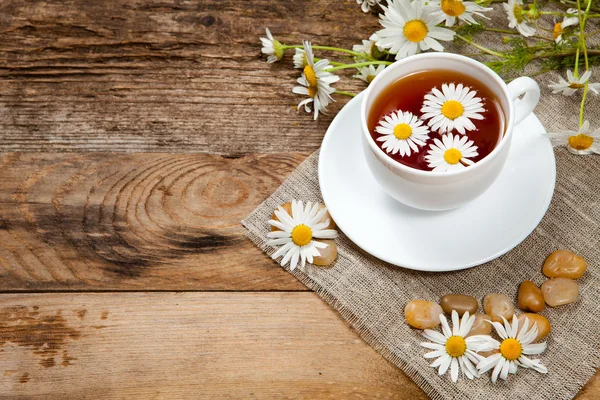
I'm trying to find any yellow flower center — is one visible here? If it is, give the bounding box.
[441,100,464,120]
[499,338,522,361]
[568,134,594,150]
[553,22,564,39]
[393,123,413,139]
[445,336,467,358]
[441,0,466,17]
[568,82,585,89]
[304,65,319,98]
[366,74,375,83]
[513,5,524,23]
[291,224,312,246]
[403,20,428,43]
[444,148,462,165]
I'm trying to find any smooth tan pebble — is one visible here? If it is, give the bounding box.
[541,277,579,307]
[517,280,545,312]
[313,240,337,266]
[466,313,492,337]
[483,293,514,323]
[517,313,551,342]
[440,294,478,316]
[543,250,587,279]
[405,300,443,329]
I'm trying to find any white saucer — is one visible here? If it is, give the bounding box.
[318,92,556,272]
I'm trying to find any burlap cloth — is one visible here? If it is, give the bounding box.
[243,5,600,400]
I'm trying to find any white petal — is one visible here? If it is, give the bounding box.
[450,358,459,382]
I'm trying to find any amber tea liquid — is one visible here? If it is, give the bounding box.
[368,70,506,171]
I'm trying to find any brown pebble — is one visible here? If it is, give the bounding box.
[543,250,587,279]
[465,313,492,337]
[440,294,478,316]
[517,280,545,312]
[483,293,514,323]
[517,313,551,342]
[478,349,500,358]
[405,300,443,329]
[313,240,337,266]
[541,277,579,307]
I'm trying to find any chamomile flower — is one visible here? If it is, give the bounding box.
[504,0,536,37]
[293,47,307,69]
[420,83,485,134]
[375,0,456,60]
[267,200,338,271]
[553,8,579,43]
[292,41,340,120]
[548,120,600,155]
[352,34,385,60]
[426,0,492,27]
[425,133,479,172]
[357,0,381,13]
[354,64,386,84]
[260,27,284,63]
[375,110,431,156]
[476,315,548,383]
[420,311,491,382]
[548,70,592,96]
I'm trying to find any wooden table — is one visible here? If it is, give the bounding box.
[0,1,597,398]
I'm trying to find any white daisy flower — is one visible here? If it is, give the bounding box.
[352,34,385,60]
[293,47,307,69]
[425,0,492,27]
[503,0,536,37]
[553,8,579,43]
[548,69,592,96]
[375,110,431,157]
[548,120,600,155]
[292,41,340,120]
[267,200,338,271]
[476,315,548,383]
[425,133,479,172]
[260,27,284,63]
[354,64,386,84]
[420,83,486,134]
[357,0,381,13]
[420,311,492,382]
[375,0,456,60]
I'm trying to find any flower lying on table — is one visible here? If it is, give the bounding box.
[267,200,338,270]
[548,120,600,155]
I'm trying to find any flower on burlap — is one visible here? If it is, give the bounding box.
[476,315,547,383]
[548,70,597,96]
[420,311,492,382]
[548,120,600,155]
[504,0,536,37]
[267,200,338,271]
[553,8,579,43]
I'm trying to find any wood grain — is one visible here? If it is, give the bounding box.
[0,292,427,399]
[0,152,308,291]
[0,0,379,154]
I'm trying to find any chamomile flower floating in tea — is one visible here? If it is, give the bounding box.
[375,0,455,60]
[476,315,548,383]
[425,0,492,28]
[548,120,600,155]
[421,83,485,135]
[354,64,386,84]
[425,133,478,172]
[503,0,536,37]
[553,8,579,43]
[260,28,284,63]
[267,200,338,271]
[375,110,430,157]
[420,311,491,382]
[548,70,597,96]
[292,41,340,120]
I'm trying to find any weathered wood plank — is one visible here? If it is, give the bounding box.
[0,152,308,291]
[0,292,427,399]
[0,0,379,154]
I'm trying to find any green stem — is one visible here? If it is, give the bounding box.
[325,61,392,72]
[482,27,553,41]
[335,90,356,97]
[315,58,345,66]
[577,0,592,128]
[530,49,600,60]
[574,47,580,78]
[282,45,365,58]
[551,0,600,13]
[539,11,565,16]
[455,34,506,58]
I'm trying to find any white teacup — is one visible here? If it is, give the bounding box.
[361,53,540,211]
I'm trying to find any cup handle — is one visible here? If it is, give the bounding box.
[506,77,540,126]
